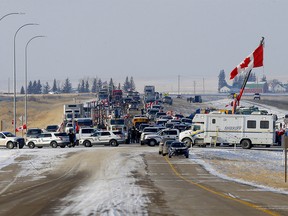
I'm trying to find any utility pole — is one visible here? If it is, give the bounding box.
[203,78,205,94]
[8,78,10,94]
[178,75,180,96]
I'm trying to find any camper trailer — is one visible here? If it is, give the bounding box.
[179,113,276,149]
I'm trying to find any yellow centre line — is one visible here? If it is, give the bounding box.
[164,156,279,216]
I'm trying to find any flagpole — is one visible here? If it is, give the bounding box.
[231,37,265,114]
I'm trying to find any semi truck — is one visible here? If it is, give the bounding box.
[144,85,156,103]
[111,89,123,105]
[64,103,84,121]
[179,113,277,149]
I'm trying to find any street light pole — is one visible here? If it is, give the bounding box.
[0,12,24,22]
[25,35,45,131]
[0,12,24,131]
[13,23,38,134]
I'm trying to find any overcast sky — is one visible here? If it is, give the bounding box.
[0,0,287,93]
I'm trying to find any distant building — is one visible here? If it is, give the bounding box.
[268,83,286,93]
[244,81,267,93]
[219,86,230,93]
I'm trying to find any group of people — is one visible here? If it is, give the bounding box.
[127,126,141,143]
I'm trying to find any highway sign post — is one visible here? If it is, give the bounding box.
[284,136,288,182]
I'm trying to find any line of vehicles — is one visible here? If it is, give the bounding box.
[0,84,285,153]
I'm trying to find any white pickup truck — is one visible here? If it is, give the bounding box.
[0,131,25,149]
[75,127,97,144]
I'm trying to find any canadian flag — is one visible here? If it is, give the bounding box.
[230,43,264,80]
[16,124,27,132]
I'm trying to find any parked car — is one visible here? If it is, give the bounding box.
[155,112,167,120]
[144,128,179,146]
[128,101,139,111]
[138,123,150,132]
[181,118,193,126]
[160,115,173,120]
[26,128,43,138]
[45,124,59,132]
[168,141,189,158]
[253,93,261,100]
[112,130,126,143]
[155,119,168,127]
[140,127,164,144]
[165,122,175,129]
[26,132,70,148]
[193,95,202,103]
[159,138,176,156]
[162,96,173,105]
[146,108,161,120]
[173,123,189,132]
[79,130,124,147]
[173,113,184,119]
[0,131,25,149]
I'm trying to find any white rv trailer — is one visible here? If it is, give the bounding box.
[179,113,276,149]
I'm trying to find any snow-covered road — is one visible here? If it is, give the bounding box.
[1,98,288,215]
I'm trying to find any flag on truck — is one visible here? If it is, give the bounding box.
[16,124,27,132]
[230,42,264,80]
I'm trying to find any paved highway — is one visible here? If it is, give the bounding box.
[0,145,288,215]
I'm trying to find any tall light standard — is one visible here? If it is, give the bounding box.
[25,35,45,131]
[0,12,24,131]
[13,23,38,134]
[0,12,24,22]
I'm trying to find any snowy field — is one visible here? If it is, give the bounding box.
[1,98,288,214]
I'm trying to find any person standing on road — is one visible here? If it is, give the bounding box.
[68,129,76,147]
[135,128,140,143]
[127,127,132,144]
[131,126,136,143]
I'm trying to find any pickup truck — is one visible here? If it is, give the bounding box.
[0,131,25,149]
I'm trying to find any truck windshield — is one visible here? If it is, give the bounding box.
[192,125,201,131]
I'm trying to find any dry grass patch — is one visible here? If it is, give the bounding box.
[208,159,288,191]
[0,94,94,132]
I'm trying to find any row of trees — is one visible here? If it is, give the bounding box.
[217,69,267,91]
[20,76,136,94]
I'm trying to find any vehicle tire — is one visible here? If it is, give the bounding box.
[28,142,35,149]
[149,139,157,147]
[109,139,119,147]
[83,140,92,147]
[185,153,189,158]
[159,151,162,155]
[182,137,192,148]
[241,139,252,149]
[51,141,58,148]
[6,141,14,149]
[168,154,172,158]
